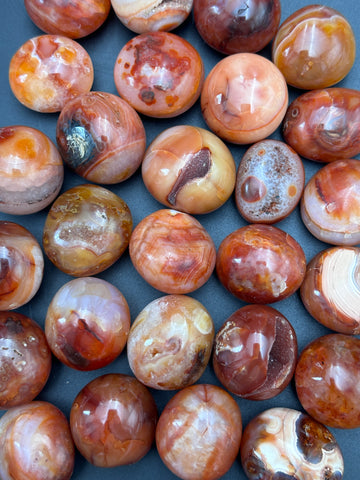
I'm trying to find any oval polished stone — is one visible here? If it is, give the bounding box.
[24,0,111,39]
[56,91,146,184]
[70,373,157,467]
[129,209,216,294]
[9,35,94,113]
[213,305,297,400]
[0,222,44,311]
[283,88,360,162]
[114,31,204,118]
[201,53,288,144]
[0,311,52,409]
[141,125,236,214]
[300,246,360,335]
[194,0,281,54]
[0,126,63,215]
[156,384,242,480]
[295,334,360,429]
[45,277,130,370]
[0,401,75,480]
[42,184,132,277]
[240,408,344,480]
[111,0,193,33]
[216,224,306,304]
[301,159,360,246]
[127,294,214,390]
[272,5,356,89]
[235,139,304,223]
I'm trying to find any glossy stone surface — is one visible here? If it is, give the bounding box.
[301,159,360,245]
[156,384,242,480]
[0,401,75,480]
[283,88,360,163]
[295,334,360,429]
[216,224,306,304]
[56,91,146,184]
[0,222,44,311]
[213,305,297,400]
[301,247,360,335]
[129,209,216,294]
[9,35,94,113]
[114,31,204,118]
[24,0,111,38]
[45,277,130,370]
[0,126,63,214]
[43,184,132,277]
[127,294,214,390]
[240,407,344,480]
[70,373,157,467]
[272,5,356,90]
[111,0,193,33]
[201,53,288,144]
[142,125,236,214]
[194,0,281,54]
[0,311,51,409]
[235,139,304,223]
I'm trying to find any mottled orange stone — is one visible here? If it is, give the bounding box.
[156,384,242,480]
[295,334,360,429]
[0,221,44,311]
[0,311,51,409]
[301,159,360,245]
[216,224,306,304]
[0,125,63,214]
[283,88,360,162]
[272,5,356,89]
[201,53,288,144]
[43,184,132,277]
[0,402,75,480]
[114,31,204,118]
[9,35,94,112]
[129,209,216,294]
[70,374,157,467]
[300,246,360,334]
[24,0,111,38]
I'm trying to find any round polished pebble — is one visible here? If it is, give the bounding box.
[301,159,360,245]
[272,5,356,90]
[193,0,281,54]
[111,0,193,33]
[127,294,214,390]
[283,88,360,163]
[70,373,157,467]
[0,125,63,214]
[9,35,94,113]
[56,91,146,184]
[295,334,360,429]
[43,184,132,277]
[129,209,216,294]
[213,305,297,400]
[216,224,306,304]
[45,277,130,370]
[0,221,44,311]
[0,401,75,480]
[141,125,236,214]
[240,407,344,480]
[0,311,51,409]
[156,384,242,480]
[114,31,204,118]
[235,140,304,223]
[201,53,288,144]
[300,246,360,335]
[24,0,111,39]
